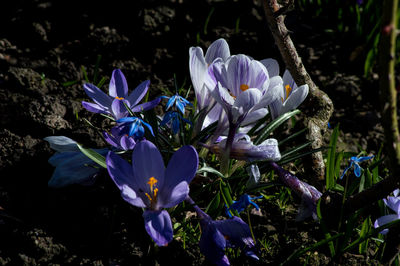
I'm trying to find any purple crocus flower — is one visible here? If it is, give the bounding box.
[374,189,400,235]
[186,197,258,265]
[270,162,322,221]
[82,69,160,120]
[205,134,281,162]
[44,136,108,187]
[340,155,374,179]
[106,140,199,246]
[103,126,136,151]
[269,69,309,119]
[225,194,263,218]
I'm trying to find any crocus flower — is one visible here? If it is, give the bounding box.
[269,70,309,119]
[225,194,263,218]
[205,134,281,162]
[208,54,281,130]
[82,69,160,120]
[106,140,199,246]
[116,116,154,140]
[340,155,374,179]
[44,136,108,187]
[165,94,193,115]
[160,111,191,135]
[270,162,322,221]
[374,189,400,235]
[103,126,136,151]
[189,38,230,113]
[186,197,258,265]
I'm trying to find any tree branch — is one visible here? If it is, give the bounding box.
[262,0,334,187]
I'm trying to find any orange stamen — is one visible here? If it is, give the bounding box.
[147,177,158,191]
[285,84,292,100]
[240,84,249,92]
[115,96,125,100]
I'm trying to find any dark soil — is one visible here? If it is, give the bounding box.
[0,0,384,265]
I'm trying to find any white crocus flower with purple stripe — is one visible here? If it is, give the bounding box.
[189,38,229,130]
[106,140,199,246]
[208,54,281,130]
[82,69,160,120]
[269,69,309,119]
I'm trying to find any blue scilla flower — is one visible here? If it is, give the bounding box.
[165,94,192,114]
[340,155,374,179]
[160,111,191,135]
[225,194,263,218]
[116,116,154,140]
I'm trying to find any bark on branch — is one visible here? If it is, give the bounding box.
[262,0,334,187]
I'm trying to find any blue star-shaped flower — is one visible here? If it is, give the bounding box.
[165,94,192,114]
[225,194,263,217]
[116,116,154,140]
[340,155,374,179]
[160,111,191,134]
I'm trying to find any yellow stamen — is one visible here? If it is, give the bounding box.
[240,84,249,92]
[145,193,152,202]
[115,96,125,100]
[285,84,292,100]
[147,177,158,191]
[153,188,159,199]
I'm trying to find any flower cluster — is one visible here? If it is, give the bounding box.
[44,38,312,265]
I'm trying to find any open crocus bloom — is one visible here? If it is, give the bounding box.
[269,69,309,119]
[82,69,160,120]
[106,140,199,246]
[374,189,400,235]
[208,54,281,130]
[44,136,108,187]
[206,134,281,162]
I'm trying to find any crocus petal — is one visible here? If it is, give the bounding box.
[269,99,283,120]
[131,97,161,112]
[214,217,258,260]
[199,219,228,266]
[44,136,78,152]
[240,108,269,126]
[82,101,108,115]
[127,80,150,107]
[189,47,208,110]
[226,55,251,97]
[143,210,173,246]
[106,151,146,208]
[232,88,262,121]
[111,98,129,120]
[109,69,128,98]
[158,145,199,208]
[120,135,136,150]
[131,140,165,195]
[103,131,120,149]
[260,58,279,77]
[248,60,269,90]
[281,84,309,113]
[283,69,297,90]
[83,83,113,107]
[374,214,399,235]
[205,38,230,64]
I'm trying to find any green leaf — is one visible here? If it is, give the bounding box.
[76,143,107,169]
[254,109,301,145]
[205,192,221,214]
[326,124,340,189]
[358,218,371,254]
[280,141,313,160]
[197,166,225,178]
